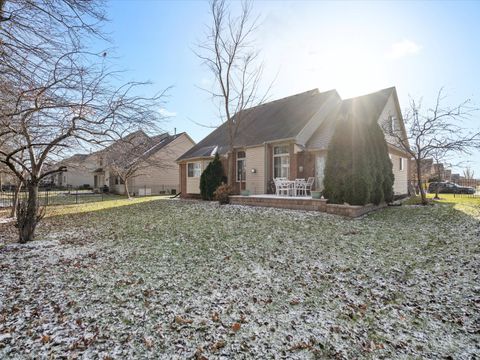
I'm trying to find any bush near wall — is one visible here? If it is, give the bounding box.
[200,153,226,200]
[323,115,394,206]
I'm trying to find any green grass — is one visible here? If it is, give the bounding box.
[45,195,171,217]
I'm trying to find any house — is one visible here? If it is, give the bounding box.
[56,131,195,195]
[0,166,16,190]
[177,87,410,197]
[409,158,435,182]
[54,153,97,189]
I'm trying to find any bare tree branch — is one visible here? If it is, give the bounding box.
[383,87,480,204]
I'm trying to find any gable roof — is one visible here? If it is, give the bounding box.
[177,89,341,161]
[178,86,406,162]
[306,87,396,150]
[102,131,186,167]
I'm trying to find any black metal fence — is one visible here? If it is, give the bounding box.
[0,190,108,209]
[408,179,480,198]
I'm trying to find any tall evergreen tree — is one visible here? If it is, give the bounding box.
[200,153,225,200]
[323,113,394,205]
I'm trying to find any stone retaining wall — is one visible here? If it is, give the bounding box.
[229,196,386,218]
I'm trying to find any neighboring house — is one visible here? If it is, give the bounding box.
[54,153,97,189]
[177,87,410,197]
[0,167,16,190]
[409,158,435,182]
[55,131,195,195]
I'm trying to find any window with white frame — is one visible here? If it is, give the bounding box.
[187,162,202,177]
[390,115,397,132]
[399,157,404,171]
[273,145,290,179]
[236,151,246,182]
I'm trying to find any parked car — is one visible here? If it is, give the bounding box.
[428,182,475,194]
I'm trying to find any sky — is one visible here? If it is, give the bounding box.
[102,0,480,176]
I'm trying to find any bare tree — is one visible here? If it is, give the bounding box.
[1,0,107,88]
[0,1,166,243]
[385,88,480,205]
[463,167,475,180]
[103,131,174,198]
[430,147,449,199]
[196,0,269,187]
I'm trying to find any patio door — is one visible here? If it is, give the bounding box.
[237,151,246,191]
[315,154,325,191]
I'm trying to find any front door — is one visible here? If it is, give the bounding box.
[315,154,326,191]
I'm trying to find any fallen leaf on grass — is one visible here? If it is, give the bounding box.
[174,315,193,325]
[211,340,225,351]
[41,334,50,344]
[211,312,220,322]
[144,336,154,349]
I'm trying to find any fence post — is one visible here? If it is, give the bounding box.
[144,185,147,197]
[76,191,78,204]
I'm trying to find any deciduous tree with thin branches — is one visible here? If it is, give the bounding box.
[0,0,166,242]
[385,88,480,205]
[196,0,270,188]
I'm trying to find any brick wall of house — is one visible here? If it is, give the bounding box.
[266,144,273,193]
[304,151,316,179]
[289,143,296,179]
[179,163,186,196]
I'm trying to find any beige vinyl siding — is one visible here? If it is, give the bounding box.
[378,94,404,147]
[60,157,97,188]
[116,133,195,195]
[245,146,265,194]
[390,152,408,195]
[186,159,211,194]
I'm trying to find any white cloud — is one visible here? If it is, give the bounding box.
[159,108,177,118]
[387,39,422,59]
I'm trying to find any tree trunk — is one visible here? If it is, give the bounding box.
[17,182,40,243]
[415,159,427,205]
[434,168,441,200]
[227,150,234,189]
[10,181,22,218]
[124,181,131,199]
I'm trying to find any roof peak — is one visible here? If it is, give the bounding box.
[342,86,396,101]
[236,88,338,115]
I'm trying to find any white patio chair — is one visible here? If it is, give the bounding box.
[273,178,281,196]
[294,178,307,196]
[274,178,292,196]
[305,177,315,195]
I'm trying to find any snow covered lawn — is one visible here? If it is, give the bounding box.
[0,197,479,358]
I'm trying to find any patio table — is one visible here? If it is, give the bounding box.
[282,180,295,196]
[281,180,307,197]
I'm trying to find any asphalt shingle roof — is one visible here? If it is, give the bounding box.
[178,87,396,160]
[306,87,395,149]
[178,89,339,160]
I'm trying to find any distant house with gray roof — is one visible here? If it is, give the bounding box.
[177,87,410,197]
[56,131,195,195]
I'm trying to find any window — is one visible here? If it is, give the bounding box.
[114,176,125,185]
[273,145,290,179]
[399,157,404,171]
[236,151,246,182]
[390,115,397,132]
[187,162,202,177]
